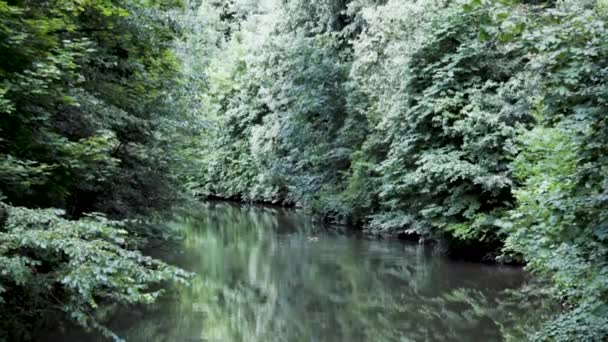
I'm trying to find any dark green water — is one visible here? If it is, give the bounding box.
[45,202,554,342]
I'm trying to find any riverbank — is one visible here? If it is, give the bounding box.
[200,195,519,264]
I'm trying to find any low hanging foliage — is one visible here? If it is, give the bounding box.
[0,203,191,341]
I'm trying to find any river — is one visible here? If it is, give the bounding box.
[45,202,555,341]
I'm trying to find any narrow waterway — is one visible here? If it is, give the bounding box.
[46,202,554,341]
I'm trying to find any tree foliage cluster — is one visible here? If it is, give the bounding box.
[188,0,608,339]
[0,0,196,340]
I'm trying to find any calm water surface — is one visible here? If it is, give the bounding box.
[47,202,554,342]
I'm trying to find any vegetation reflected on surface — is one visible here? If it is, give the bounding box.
[53,203,553,342]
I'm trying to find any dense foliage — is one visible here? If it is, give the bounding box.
[0,0,184,216]
[0,0,195,339]
[187,0,608,340]
[502,1,608,338]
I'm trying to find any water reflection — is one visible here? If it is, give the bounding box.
[47,202,555,341]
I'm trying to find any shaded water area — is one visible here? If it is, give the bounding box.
[45,202,555,341]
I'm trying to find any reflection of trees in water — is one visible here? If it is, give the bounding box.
[116,203,553,342]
